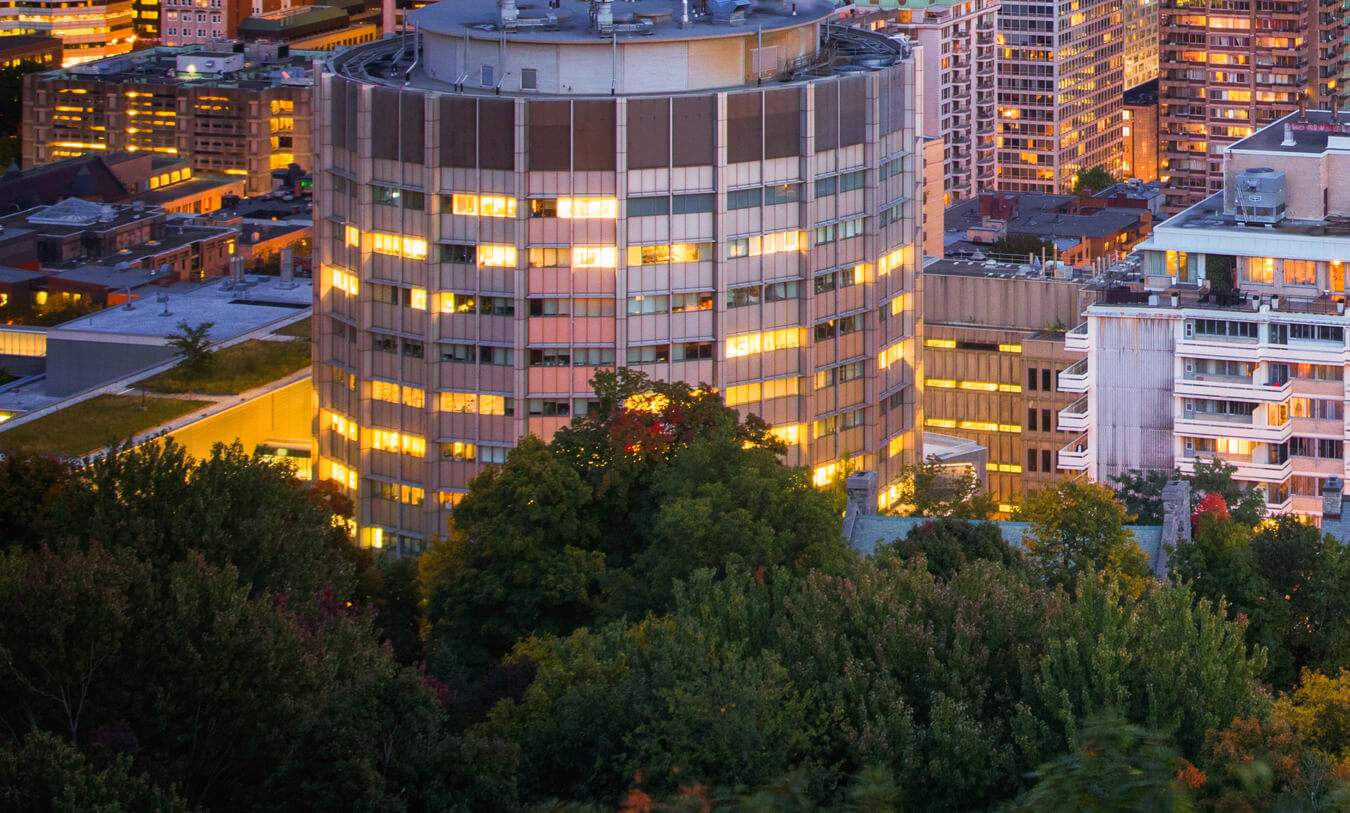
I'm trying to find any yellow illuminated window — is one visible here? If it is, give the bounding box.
[991,463,1023,473]
[572,247,617,268]
[344,225,360,247]
[558,198,617,219]
[999,344,1022,353]
[958,421,1000,432]
[478,245,517,267]
[924,418,957,428]
[370,430,426,456]
[958,381,999,392]
[924,338,956,349]
[440,392,509,415]
[888,436,903,458]
[879,343,903,369]
[725,328,803,359]
[889,296,905,316]
[326,410,358,441]
[813,462,841,487]
[877,245,910,276]
[370,233,428,260]
[441,441,476,461]
[926,379,957,388]
[769,424,802,445]
[998,384,1022,393]
[330,267,358,295]
[451,194,478,215]
[998,424,1022,433]
[409,288,427,311]
[724,382,761,405]
[326,459,357,490]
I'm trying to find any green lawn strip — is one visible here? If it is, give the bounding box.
[0,394,212,457]
[138,339,311,395]
[275,317,312,339]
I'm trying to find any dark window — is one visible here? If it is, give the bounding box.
[1042,449,1052,473]
[1027,367,1038,391]
[441,343,473,363]
[1041,369,1052,391]
[402,340,424,359]
[1042,409,1052,432]
[672,193,715,214]
[673,342,714,361]
[727,285,761,309]
[373,334,398,353]
[528,398,570,417]
[1027,408,1037,431]
[814,176,836,197]
[628,196,669,217]
[814,321,837,341]
[763,183,799,205]
[440,243,474,264]
[764,281,798,302]
[727,187,762,210]
[838,170,865,192]
[528,349,570,367]
[1027,448,1038,472]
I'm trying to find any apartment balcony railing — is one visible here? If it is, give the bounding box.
[1058,357,1088,393]
[1059,434,1090,471]
[1064,322,1089,353]
[1057,396,1089,433]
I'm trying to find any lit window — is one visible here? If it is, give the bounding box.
[409,288,427,311]
[478,245,517,267]
[725,328,803,359]
[557,198,616,219]
[879,343,903,369]
[999,344,1022,353]
[887,436,903,458]
[769,424,802,445]
[572,247,617,268]
[924,418,957,428]
[330,266,358,295]
[344,225,360,247]
[926,379,956,388]
[924,338,956,349]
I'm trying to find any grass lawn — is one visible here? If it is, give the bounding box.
[0,394,211,457]
[138,339,311,395]
[275,317,312,339]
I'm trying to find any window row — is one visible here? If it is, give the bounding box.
[724,376,801,406]
[813,408,866,438]
[726,281,800,308]
[815,360,866,390]
[627,342,716,363]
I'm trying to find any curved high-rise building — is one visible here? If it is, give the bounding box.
[315,0,924,552]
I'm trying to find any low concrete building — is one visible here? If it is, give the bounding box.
[944,191,1153,267]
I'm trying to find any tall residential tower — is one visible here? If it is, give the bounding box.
[995,0,1124,192]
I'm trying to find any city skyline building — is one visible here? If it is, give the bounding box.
[0,0,135,66]
[314,0,925,551]
[995,0,1124,193]
[1157,0,1345,212]
[865,0,999,206]
[1122,0,1158,91]
[22,45,315,196]
[1061,110,1350,521]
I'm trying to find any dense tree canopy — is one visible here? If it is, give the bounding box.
[421,369,848,677]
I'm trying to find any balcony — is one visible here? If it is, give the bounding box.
[1058,396,1089,433]
[1058,357,1088,393]
[1174,413,1292,445]
[1174,374,1291,403]
[1176,453,1291,484]
[1064,322,1089,353]
[1059,434,1090,471]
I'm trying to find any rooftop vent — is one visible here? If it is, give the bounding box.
[1233,167,1286,225]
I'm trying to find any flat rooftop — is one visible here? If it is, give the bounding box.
[1229,109,1350,156]
[52,276,312,340]
[39,45,323,89]
[411,0,835,43]
[1163,193,1350,240]
[945,192,1147,240]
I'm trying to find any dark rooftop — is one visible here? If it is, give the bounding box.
[945,192,1148,240]
[1228,109,1350,156]
[0,156,128,212]
[32,45,322,89]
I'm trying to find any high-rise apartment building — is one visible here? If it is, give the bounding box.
[1157,0,1345,212]
[872,0,999,205]
[1122,0,1158,91]
[0,0,135,66]
[996,0,1124,193]
[314,0,924,551]
[1061,111,1350,520]
[23,46,314,196]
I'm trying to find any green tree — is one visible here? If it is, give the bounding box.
[422,370,848,678]
[1205,254,1236,293]
[876,517,1023,579]
[166,320,215,378]
[1072,165,1117,194]
[1014,715,1192,812]
[1190,458,1265,526]
[1109,469,1175,524]
[421,435,605,677]
[0,731,188,813]
[40,439,355,606]
[885,455,997,519]
[1017,479,1148,592]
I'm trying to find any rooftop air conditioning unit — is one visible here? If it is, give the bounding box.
[1233,167,1287,225]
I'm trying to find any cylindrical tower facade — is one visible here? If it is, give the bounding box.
[316,2,924,551]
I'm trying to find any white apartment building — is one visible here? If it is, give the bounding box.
[1061,110,1350,519]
